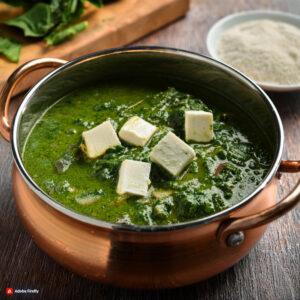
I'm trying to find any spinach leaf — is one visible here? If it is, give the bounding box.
[92,159,120,181]
[1,0,112,61]
[59,0,85,24]
[45,21,87,45]
[54,153,74,173]
[0,35,22,62]
[5,3,57,37]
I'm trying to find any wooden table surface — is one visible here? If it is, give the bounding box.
[0,0,299,299]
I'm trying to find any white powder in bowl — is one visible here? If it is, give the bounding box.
[217,19,300,85]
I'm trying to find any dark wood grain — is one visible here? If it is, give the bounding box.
[0,0,299,299]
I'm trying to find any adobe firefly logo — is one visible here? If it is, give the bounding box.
[6,288,13,295]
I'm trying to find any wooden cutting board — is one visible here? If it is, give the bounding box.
[0,0,190,90]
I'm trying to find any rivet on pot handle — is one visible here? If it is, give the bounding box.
[0,58,67,142]
[217,160,300,248]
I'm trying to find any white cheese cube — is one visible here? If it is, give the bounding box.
[185,110,214,142]
[150,132,195,177]
[119,116,157,147]
[82,120,121,159]
[117,159,151,197]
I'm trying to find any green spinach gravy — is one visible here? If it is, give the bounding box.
[23,83,271,225]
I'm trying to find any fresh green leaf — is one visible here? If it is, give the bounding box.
[0,35,22,62]
[45,21,88,45]
[1,0,110,61]
[50,0,61,11]
[5,3,58,37]
[59,0,85,24]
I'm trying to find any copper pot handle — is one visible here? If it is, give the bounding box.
[217,160,300,248]
[0,58,67,142]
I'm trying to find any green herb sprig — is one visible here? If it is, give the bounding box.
[0,0,106,62]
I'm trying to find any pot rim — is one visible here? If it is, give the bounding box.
[11,46,284,232]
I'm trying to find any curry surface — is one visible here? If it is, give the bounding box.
[23,83,271,225]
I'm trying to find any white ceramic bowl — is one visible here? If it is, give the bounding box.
[206,10,300,92]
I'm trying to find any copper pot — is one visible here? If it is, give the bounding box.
[1,47,299,289]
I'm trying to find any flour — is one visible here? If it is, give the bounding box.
[217,19,300,85]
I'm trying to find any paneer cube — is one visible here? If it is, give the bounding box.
[150,132,195,177]
[82,120,121,159]
[119,116,157,147]
[185,110,214,142]
[117,159,151,197]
